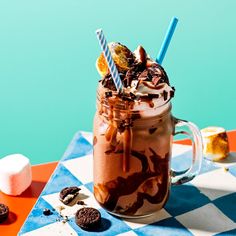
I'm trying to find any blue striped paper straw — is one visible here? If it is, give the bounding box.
[96,29,123,92]
[156,17,178,64]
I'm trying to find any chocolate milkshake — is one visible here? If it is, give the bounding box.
[93,43,202,217]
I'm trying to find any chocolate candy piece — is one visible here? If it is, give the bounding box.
[59,186,81,205]
[75,207,101,230]
[0,203,9,223]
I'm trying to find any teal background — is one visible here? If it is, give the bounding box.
[0,1,235,164]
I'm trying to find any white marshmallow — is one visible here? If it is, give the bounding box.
[201,127,229,161]
[0,154,32,196]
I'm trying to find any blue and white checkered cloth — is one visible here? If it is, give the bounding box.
[19,131,236,236]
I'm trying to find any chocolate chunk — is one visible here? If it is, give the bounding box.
[138,70,148,81]
[170,90,175,98]
[121,94,133,102]
[147,72,153,80]
[123,62,145,87]
[101,74,117,91]
[105,91,112,98]
[43,208,52,216]
[163,90,168,101]
[59,187,81,205]
[75,207,101,230]
[127,57,134,64]
[123,70,134,87]
[135,62,146,72]
[122,78,128,87]
[149,127,157,134]
[129,92,136,100]
[170,87,175,98]
[123,76,132,87]
[148,94,159,99]
[119,73,125,80]
[149,64,170,85]
[0,203,9,223]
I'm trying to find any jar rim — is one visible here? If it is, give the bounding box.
[96,89,172,113]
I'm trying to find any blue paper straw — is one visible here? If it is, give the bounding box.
[156,17,178,64]
[96,29,123,93]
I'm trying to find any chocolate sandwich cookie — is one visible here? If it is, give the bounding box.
[75,207,101,230]
[0,203,9,223]
[59,186,81,205]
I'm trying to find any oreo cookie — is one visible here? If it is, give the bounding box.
[75,207,101,230]
[0,203,9,223]
[59,186,81,205]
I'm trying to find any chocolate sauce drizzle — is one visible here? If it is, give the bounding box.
[123,127,132,172]
[95,149,170,215]
[131,150,149,172]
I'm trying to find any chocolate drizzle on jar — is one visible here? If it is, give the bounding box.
[101,95,135,173]
[94,150,170,215]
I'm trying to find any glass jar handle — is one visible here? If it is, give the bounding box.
[171,118,203,185]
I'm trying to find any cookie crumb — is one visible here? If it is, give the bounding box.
[57,205,65,212]
[223,167,229,172]
[77,200,86,205]
[43,208,52,216]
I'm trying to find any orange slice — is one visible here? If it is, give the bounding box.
[96,42,134,76]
